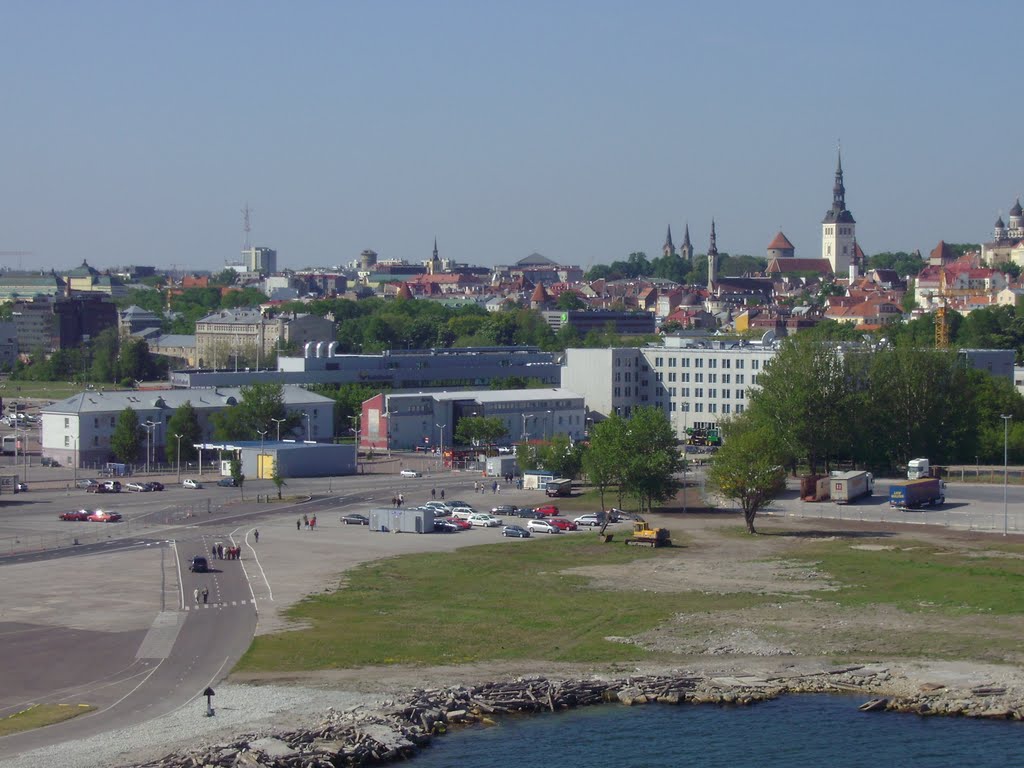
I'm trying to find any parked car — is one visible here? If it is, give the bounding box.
[101,480,121,493]
[189,555,209,573]
[527,519,561,534]
[445,499,471,509]
[516,508,546,519]
[183,479,202,489]
[449,506,479,520]
[468,513,502,527]
[40,457,60,467]
[423,501,452,513]
[76,479,98,489]
[125,482,147,492]
[217,477,238,487]
[501,524,531,538]
[399,469,421,478]
[548,517,578,531]
[491,504,518,516]
[573,513,605,527]
[433,518,460,533]
[86,484,109,494]
[535,504,560,516]
[87,509,122,523]
[59,509,90,521]
[341,513,369,525]
[149,481,165,491]
[439,516,472,530]
[15,482,27,492]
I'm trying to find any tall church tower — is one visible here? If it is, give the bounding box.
[663,225,676,258]
[707,219,718,293]
[821,149,856,274]
[680,223,694,261]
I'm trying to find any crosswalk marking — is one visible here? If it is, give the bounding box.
[185,598,257,611]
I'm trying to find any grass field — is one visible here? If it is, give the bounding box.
[237,527,1024,673]
[0,703,94,737]
[0,382,98,402]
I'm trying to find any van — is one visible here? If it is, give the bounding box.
[102,480,122,493]
[449,506,477,521]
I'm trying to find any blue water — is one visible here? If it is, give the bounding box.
[410,694,1021,767]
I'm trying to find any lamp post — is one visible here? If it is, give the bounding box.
[73,436,78,486]
[143,421,156,475]
[257,429,267,479]
[271,417,286,442]
[436,423,446,470]
[304,412,311,441]
[545,410,553,441]
[174,433,183,484]
[522,413,534,443]
[1002,414,1012,536]
[350,414,360,475]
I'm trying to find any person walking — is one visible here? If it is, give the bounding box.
[398,493,404,507]
[193,587,200,605]
[440,489,445,500]
[201,586,209,604]
[431,487,436,500]
[297,518,301,531]
[254,529,259,544]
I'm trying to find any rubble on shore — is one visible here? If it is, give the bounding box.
[130,665,1024,767]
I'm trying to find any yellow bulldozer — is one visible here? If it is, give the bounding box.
[624,518,671,548]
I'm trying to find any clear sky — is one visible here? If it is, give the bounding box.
[1,1,1020,272]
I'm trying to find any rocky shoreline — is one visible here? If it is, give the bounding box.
[130,664,1024,767]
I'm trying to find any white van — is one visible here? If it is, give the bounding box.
[449,506,478,521]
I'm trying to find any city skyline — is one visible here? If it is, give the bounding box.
[1,2,1020,272]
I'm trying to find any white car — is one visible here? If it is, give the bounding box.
[573,513,604,527]
[183,479,203,489]
[449,506,479,520]
[399,469,421,478]
[527,519,561,534]
[125,482,147,492]
[467,513,502,527]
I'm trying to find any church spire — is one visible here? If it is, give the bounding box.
[680,222,693,260]
[708,219,718,256]
[663,225,675,258]
[707,219,718,293]
[832,147,846,212]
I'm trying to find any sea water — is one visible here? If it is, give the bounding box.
[410,694,1021,767]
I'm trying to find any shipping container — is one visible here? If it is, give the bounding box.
[829,471,874,504]
[368,507,435,533]
[889,478,945,509]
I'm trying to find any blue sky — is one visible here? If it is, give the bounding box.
[0,2,1019,272]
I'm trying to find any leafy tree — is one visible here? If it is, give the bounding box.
[556,291,586,311]
[995,261,1021,279]
[90,328,120,382]
[210,268,239,287]
[582,414,626,516]
[515,441,539,472]
[707,415,787,534]
[110,407,141,463]
[866,251,926,278]
[229,457,245,499]
[534,433,584,479]
[454,416,508,448]
[211,383,296,440]
[271,458,287,500]
[166,401,202,465]
[619,407,683,513]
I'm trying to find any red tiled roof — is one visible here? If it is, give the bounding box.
[767,231,795,250]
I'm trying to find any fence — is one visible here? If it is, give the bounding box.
[765,501,1022,535]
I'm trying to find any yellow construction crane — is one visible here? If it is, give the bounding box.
[934,267,952,348]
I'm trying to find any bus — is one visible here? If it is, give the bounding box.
[1,435,17,456]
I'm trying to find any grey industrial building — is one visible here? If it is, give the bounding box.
[361,388,586,452]
[197,440,356,479]
[169,345,559,390]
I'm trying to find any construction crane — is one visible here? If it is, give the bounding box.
[0,251,33,271]
[934,267,952,348]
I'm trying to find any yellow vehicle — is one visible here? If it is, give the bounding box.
[624,518,671,548]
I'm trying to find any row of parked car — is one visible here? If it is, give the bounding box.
[422,501,617,536]
[79,479,167,493]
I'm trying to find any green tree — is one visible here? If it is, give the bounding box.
[619,407,683,513]
[166,401,202,465]
[230,457,245,499]
[706,416,787,534]
[454,416,508,448]
[90,327,120,383]
[581,414,625,515]
[211,383,295,440]
[556,291,586,311]
[110,407,141,463]
[271,458,287,500]
[534,433,584,479]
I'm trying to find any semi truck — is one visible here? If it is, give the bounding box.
[889,478,945,509]
[907,458,930,479]
[829,471,874,504]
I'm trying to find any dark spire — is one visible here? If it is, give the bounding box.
[665,225,674,249]
[432,238,439,260]
[708,219,718,256]
[682,223,692,248]
[832,148,846,211]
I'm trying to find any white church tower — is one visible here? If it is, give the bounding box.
[821,150,856,275]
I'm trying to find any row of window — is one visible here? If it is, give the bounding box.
[660,372,747,384]
[652,356,762,370]
[663,402,744,415]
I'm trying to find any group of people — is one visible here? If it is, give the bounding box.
[192,586,209,605]
[298,514,318,530]
[391,493,405,508]
[212,542,242,560]
[474,480,501,494]
[430,488,445,500]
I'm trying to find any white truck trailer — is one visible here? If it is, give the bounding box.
[829,471,874,504]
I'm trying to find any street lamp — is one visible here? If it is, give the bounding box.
[350,414,361,474]
[271,417,286,442]
[436,423,446,470]
[304,412,311,441]
[174,433,183,484]
[1002,414,1012,536]
[522,413,535,442]
[545,410,553,441]
[142,420,157,475]
[257,429,267,479]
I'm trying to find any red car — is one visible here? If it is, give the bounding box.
[87,510,122,523]
[59,509,90,522]
[536,504,560,517]
[438,516,472,530]
[548,517,578,531]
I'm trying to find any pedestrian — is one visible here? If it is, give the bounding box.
[492,480,498,494]
[496,483,501,495]
[303,513,309,529]
[440,489,445,500]
[391,495,397,508]
[398,493,404,507]
[311,515,316,530]
[254,529,259,544]
[202,586,209,604]
[297,518,301,531]
[431,487,436,499]
[193,587,200,605]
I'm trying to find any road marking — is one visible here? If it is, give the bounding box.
[171,539,184,610]
[135,611,184,659]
